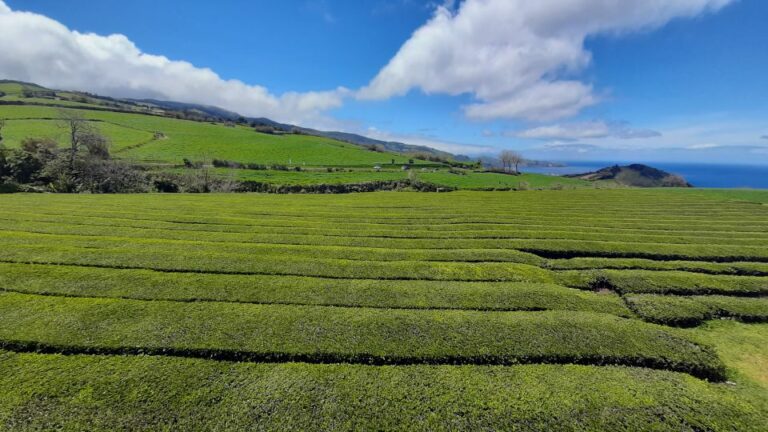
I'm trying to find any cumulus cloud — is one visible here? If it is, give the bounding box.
[0,1,347,125]
[358,0,733,121]
[516,121,661,141]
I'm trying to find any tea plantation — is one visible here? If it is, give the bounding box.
[0,189,766,430]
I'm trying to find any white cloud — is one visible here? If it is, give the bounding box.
[365,127,495,155]
[517,121,661,141]
[0,1,347,126]
[358,0,733,121]
[686,143,719,149]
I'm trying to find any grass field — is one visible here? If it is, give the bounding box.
[0,104,423,167]
[0,101,604,190]
[0,189,766,430]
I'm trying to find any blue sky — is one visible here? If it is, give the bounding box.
[1,0,767,163]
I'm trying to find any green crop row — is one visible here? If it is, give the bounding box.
[0,351,761,431]
[625,295,768,327]
[2,190,766,220]
[0,247,553,283]
[0,230,546,265]
[4,208,768,243]
[0,292,725,380]
[0,263,630,315]
[3,203,766,234]
[548,258,768,276]
[3,215,766,247]
[554,269,768,296]
[2,227,766,264]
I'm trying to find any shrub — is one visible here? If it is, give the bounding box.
[0,181,19,194]
[152,173,181,193]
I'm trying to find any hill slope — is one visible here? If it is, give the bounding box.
[567,164,692,188]
[0,99,425,168]
[0,80,461,162]
[1,80,601,191]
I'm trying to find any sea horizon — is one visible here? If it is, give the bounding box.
[522,161,768,189]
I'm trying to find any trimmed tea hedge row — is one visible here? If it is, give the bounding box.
[0,230,546,265]
[0,247,552,282]
[4,209,768,239]
[0,263,631,316]
[554,270,768,296]
[3,214,767,247]
[0,351,760,431]
[3,197,765,227]
[0,292,725,380]
[2,229,767,263]
[625,295,768,327]
[548,258,768,276]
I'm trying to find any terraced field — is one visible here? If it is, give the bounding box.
[0,190,766,430]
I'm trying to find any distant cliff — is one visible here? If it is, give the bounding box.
[565,164,692,188]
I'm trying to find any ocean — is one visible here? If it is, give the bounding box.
[522,162,768,189]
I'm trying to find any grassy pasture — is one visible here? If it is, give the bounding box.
[0,103,604,190]
[0,189,766,429]
[0,105,420,167]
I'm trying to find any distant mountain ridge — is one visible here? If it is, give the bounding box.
[566,164,692,187]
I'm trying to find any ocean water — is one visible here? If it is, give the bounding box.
[522,162,768,189]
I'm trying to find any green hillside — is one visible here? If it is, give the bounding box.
[0,104,420,167]
[0,82,600,191]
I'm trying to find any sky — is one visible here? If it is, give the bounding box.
[1,0,766,164]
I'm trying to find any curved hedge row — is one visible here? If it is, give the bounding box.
[0,263,631,316]
[549,258,768,276]
[555,270,768,296]
[0,352,760,431]
[625,295,768,327]
[0,292,725,380]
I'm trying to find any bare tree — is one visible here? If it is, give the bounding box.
[58,110,94,171]
[499,150,524,174]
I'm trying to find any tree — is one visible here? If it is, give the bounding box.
[500,150,524,174]
[0,119,5,144]
[58,110,94,171]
